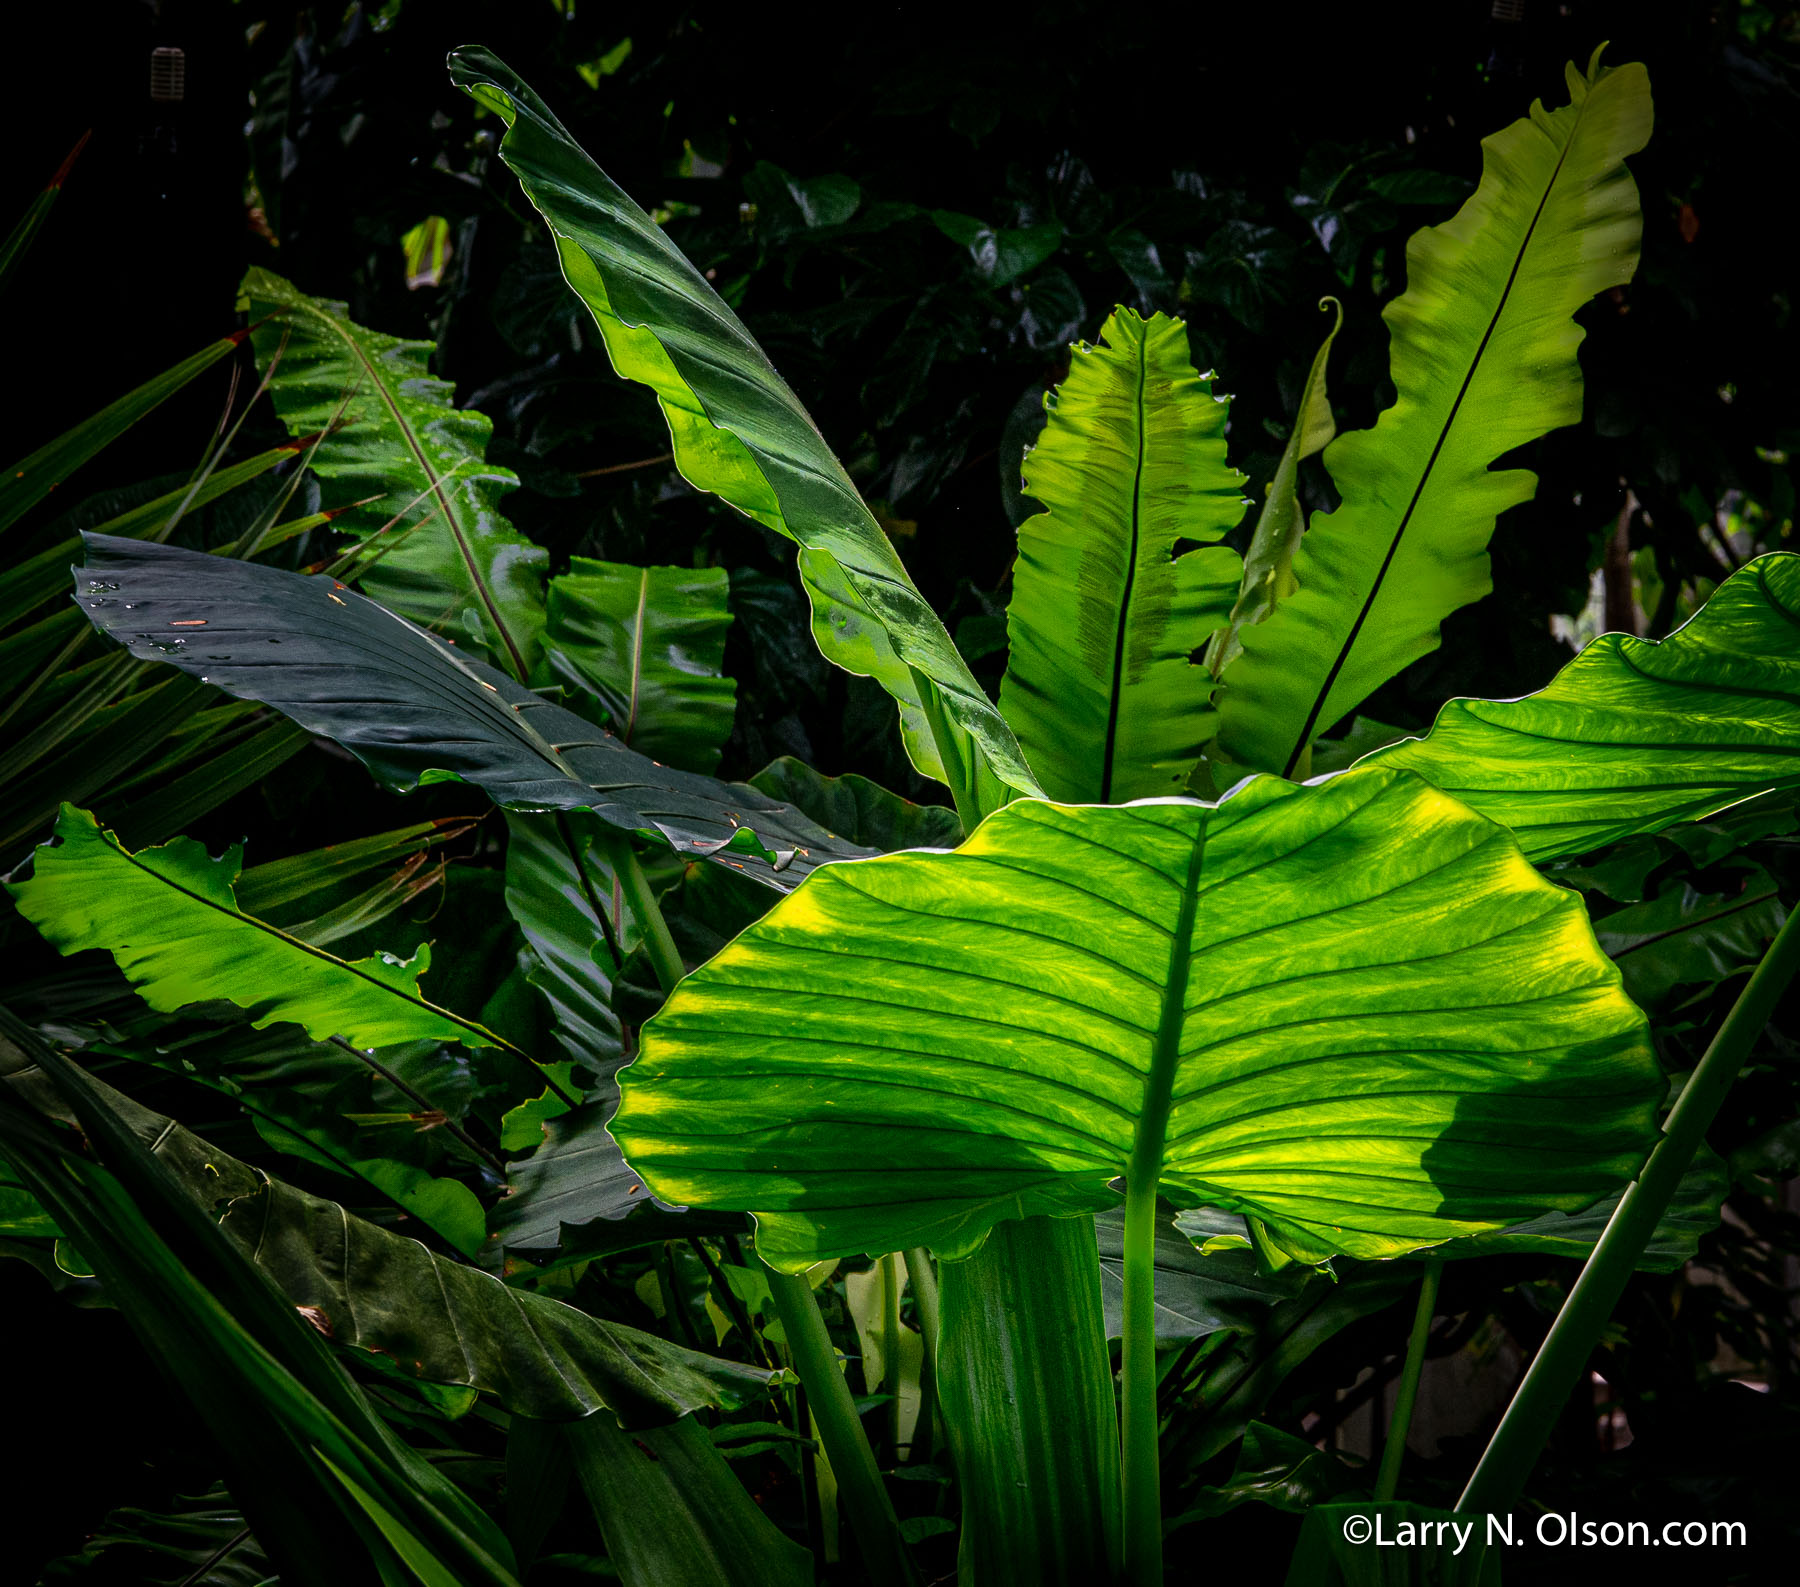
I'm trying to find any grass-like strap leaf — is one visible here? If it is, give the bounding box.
[242,268,548,680]
[73,533,873,889]
[447,48,1040,822]
[1362,552,1800,860]
[614,767,1661,1269]
[0,331,246,537]
[539,557,736,773]
[1213,53,1651,777]
[8,804,502,1052]
[999,308,1247,801]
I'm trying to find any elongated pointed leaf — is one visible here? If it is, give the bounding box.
[1214,55,1651,776]
[446,48,1040,819]
[999,308,1247,801]
[540,558,736,774]
[73,534,874,888]
[0,331,246,537]
[8,805,505,1054]
[1363,552,1800,860]
[242,267,548,679]
[1204,298,1342,688]
[614,767,1662,1269]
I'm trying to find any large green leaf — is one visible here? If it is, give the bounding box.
[73,533,874,888]
[1212,54,1651,777]
[1363,552,1800,860]
[1596,868,1786,1010]
[748,757,963,851]
[241,267,548,680]
[998,307,1246,801]
[446,48,1040,821]
[614,767,1662,1269]
[0,1026,784,1427]
[8,804,506,1053]
[539,558,736,774]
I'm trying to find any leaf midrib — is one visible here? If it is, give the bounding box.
[1099,333,1150,803]
[100,824,504,1050]
[304,302,531,684]
[1279,108,1589,778]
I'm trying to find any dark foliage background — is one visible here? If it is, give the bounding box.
[8,2,1800,1581]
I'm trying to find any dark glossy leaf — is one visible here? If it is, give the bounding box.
[1167,1422,1357,1530]
[73,534,874,889]
[40,1490,272,1586]
[748,757,963,851]
[1597,868,1786,1010]
[1094,1204,1307,1341]
[616,768,1662,1269]
[0,1030,783,1426]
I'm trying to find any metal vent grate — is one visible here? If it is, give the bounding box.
[149,46,186,104]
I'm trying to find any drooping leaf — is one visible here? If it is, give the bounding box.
[1362,552,1800,860]
[1213,54,1652,777]
[39,1490,272,1586]
[1596,868,1787,1010]
[0,1026,785,1426]
[8,805,507,1058]
[1203,298,1343,691]
[1093,1204,1306,1341]
[0,1015,524,1587]
[1422,1144,1726,1271]
[446,48,1040,821]
[0,331,247,537]
[1169,1264,1418,1470]
[72,534,875,888]
[489,1091,670,1259]
[999,307,1246,802]
[1166,1422,1357,1530]
[241,267,548,679]
[539,558,736,773]
[0,131,87,297]
[748,757,964,851]
[614,767,1662,1270]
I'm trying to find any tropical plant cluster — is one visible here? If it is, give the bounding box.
[5,8,1800,1587]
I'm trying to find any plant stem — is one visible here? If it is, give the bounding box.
[902,1247,940,1465]
[1374,1258,1441,1502]
[603,832,685,994]
[324,1035,505,1174]
[1458,902,1800,1517]
[763,1261,915,1587]
[1119,1168,1162,1585]
[881,1251,903,1467]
